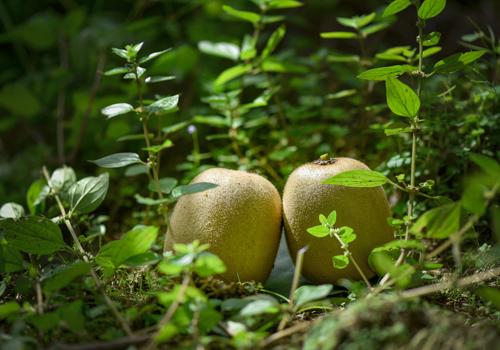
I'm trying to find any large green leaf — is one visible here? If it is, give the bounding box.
[410,202,461,239]
[418,0,446,20]
[69,173,109,214]
[323,170,388,187]
[385,76,420,118]
[42,261,91,293]
[0,216,66,255]
[96,225,158,276]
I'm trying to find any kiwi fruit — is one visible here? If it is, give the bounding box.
[166,168,282,283]
[282,157,394,284]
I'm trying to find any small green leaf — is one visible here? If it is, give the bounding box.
[198,41,240,61]
[101,103,134,119]
[422,46,441,58]
[339,227,356,244]
[222,5,261,24]
[262,25,286,59]
[96,225,158,276]
[319,214,327,225]
[139,48,171,64]
[145,95,179,114]
[372,239,426,253]
[422,31,441,46]
[27,179,46,215]
[384,121,412,136]
[143,139,174,153]
[148,178,178,194]
[433,50,487,74]
[418,0,446,20]
[268,0,303,9]
[332,255,349,269]
[50,166,76,193]
[194,115,229,128]
[134,194,174,206]
[240,34,257,60]
[294,285,332,309]
[0,203,24,219]
[320,31,358,39]
[383,0,412,17]
[410,202,461,239]
[240,299,279,317]
[171,182,218,198]
[195,253,227,277]
[42,261,91,293]
[357,65,416,81]
[323,169,388,187]
[385,76,420,118]
[104,67,129,76]
[469,153,500,177]
[145,76,176,84]
[90,153,142,168]
[0,216,66,255]
[327,211,337,226]
[214,64,252,86]
[337,13,375,29]
[69,173,109,214]
[307,225,330,238]
[0,302,20,320]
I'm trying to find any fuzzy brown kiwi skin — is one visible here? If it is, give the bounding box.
[282,157,394,284]
[166,168,282,283]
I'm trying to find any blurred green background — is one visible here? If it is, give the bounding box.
[1,0,499,205]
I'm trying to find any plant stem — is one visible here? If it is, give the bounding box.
[277,246,307,331]
[331,231,372,289]
[42,167,133,337]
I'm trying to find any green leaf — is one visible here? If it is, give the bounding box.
[294,285,332,308]
[384,121,412,136]
[332,255,349,269]
[372,239,426,253]
[101,103,134,119]
[27,179,46,215]
[125,164,149,177]
[134,194,174,206]
[0,203,24,219]
[268,0,303,9]
[422,31,441,46]
[418,0,446,20]
[194,253,227,277]
[422,46,441,58]
[383,0,412,17]
[194,115,229,128]
[461,174,496,216]
[104,66,129,76]
[148,178,178,194]
[410,202,461,239]
[240,34,257,60]
[162,121,189,135]
[337,13,375,29]
[142,139,174,153]
[50,166,76,193]
[361,21,391,36]
[357,65,416,81]
[319,214,327,225]
[469,153,500,177]
[261,58,308,73]
[262,25,286,59]
[96,225,158,276]
[69,173,109,214]
[327,211,337,226]
[145,76,176,84]
[222,5,261,24]
[0,302,20,320]
[476,287,500,310]
[139,48,171,64]
[0,245,24,273]
[214,64,252,86]
[339,227,356,244]
[198,41,240,61]
[145,95,179,114]
[42,261,91,293]
[0,216,66,255]
[320,31,358,39]
[307,225,330,238]
[171,182,218,198]
[323,169,388,187]
[240,299,279,317]
[385,76,420,118]
[90,153,142,168]
[368,251,414,288]
[433,50,487,74]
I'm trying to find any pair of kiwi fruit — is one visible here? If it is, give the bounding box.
[165,157,394,284]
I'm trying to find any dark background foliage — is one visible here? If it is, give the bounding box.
[0,0,498,204]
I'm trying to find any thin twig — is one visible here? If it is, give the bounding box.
[261,320,312,347]
[41,167,133,337]
[401,266,500,299]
